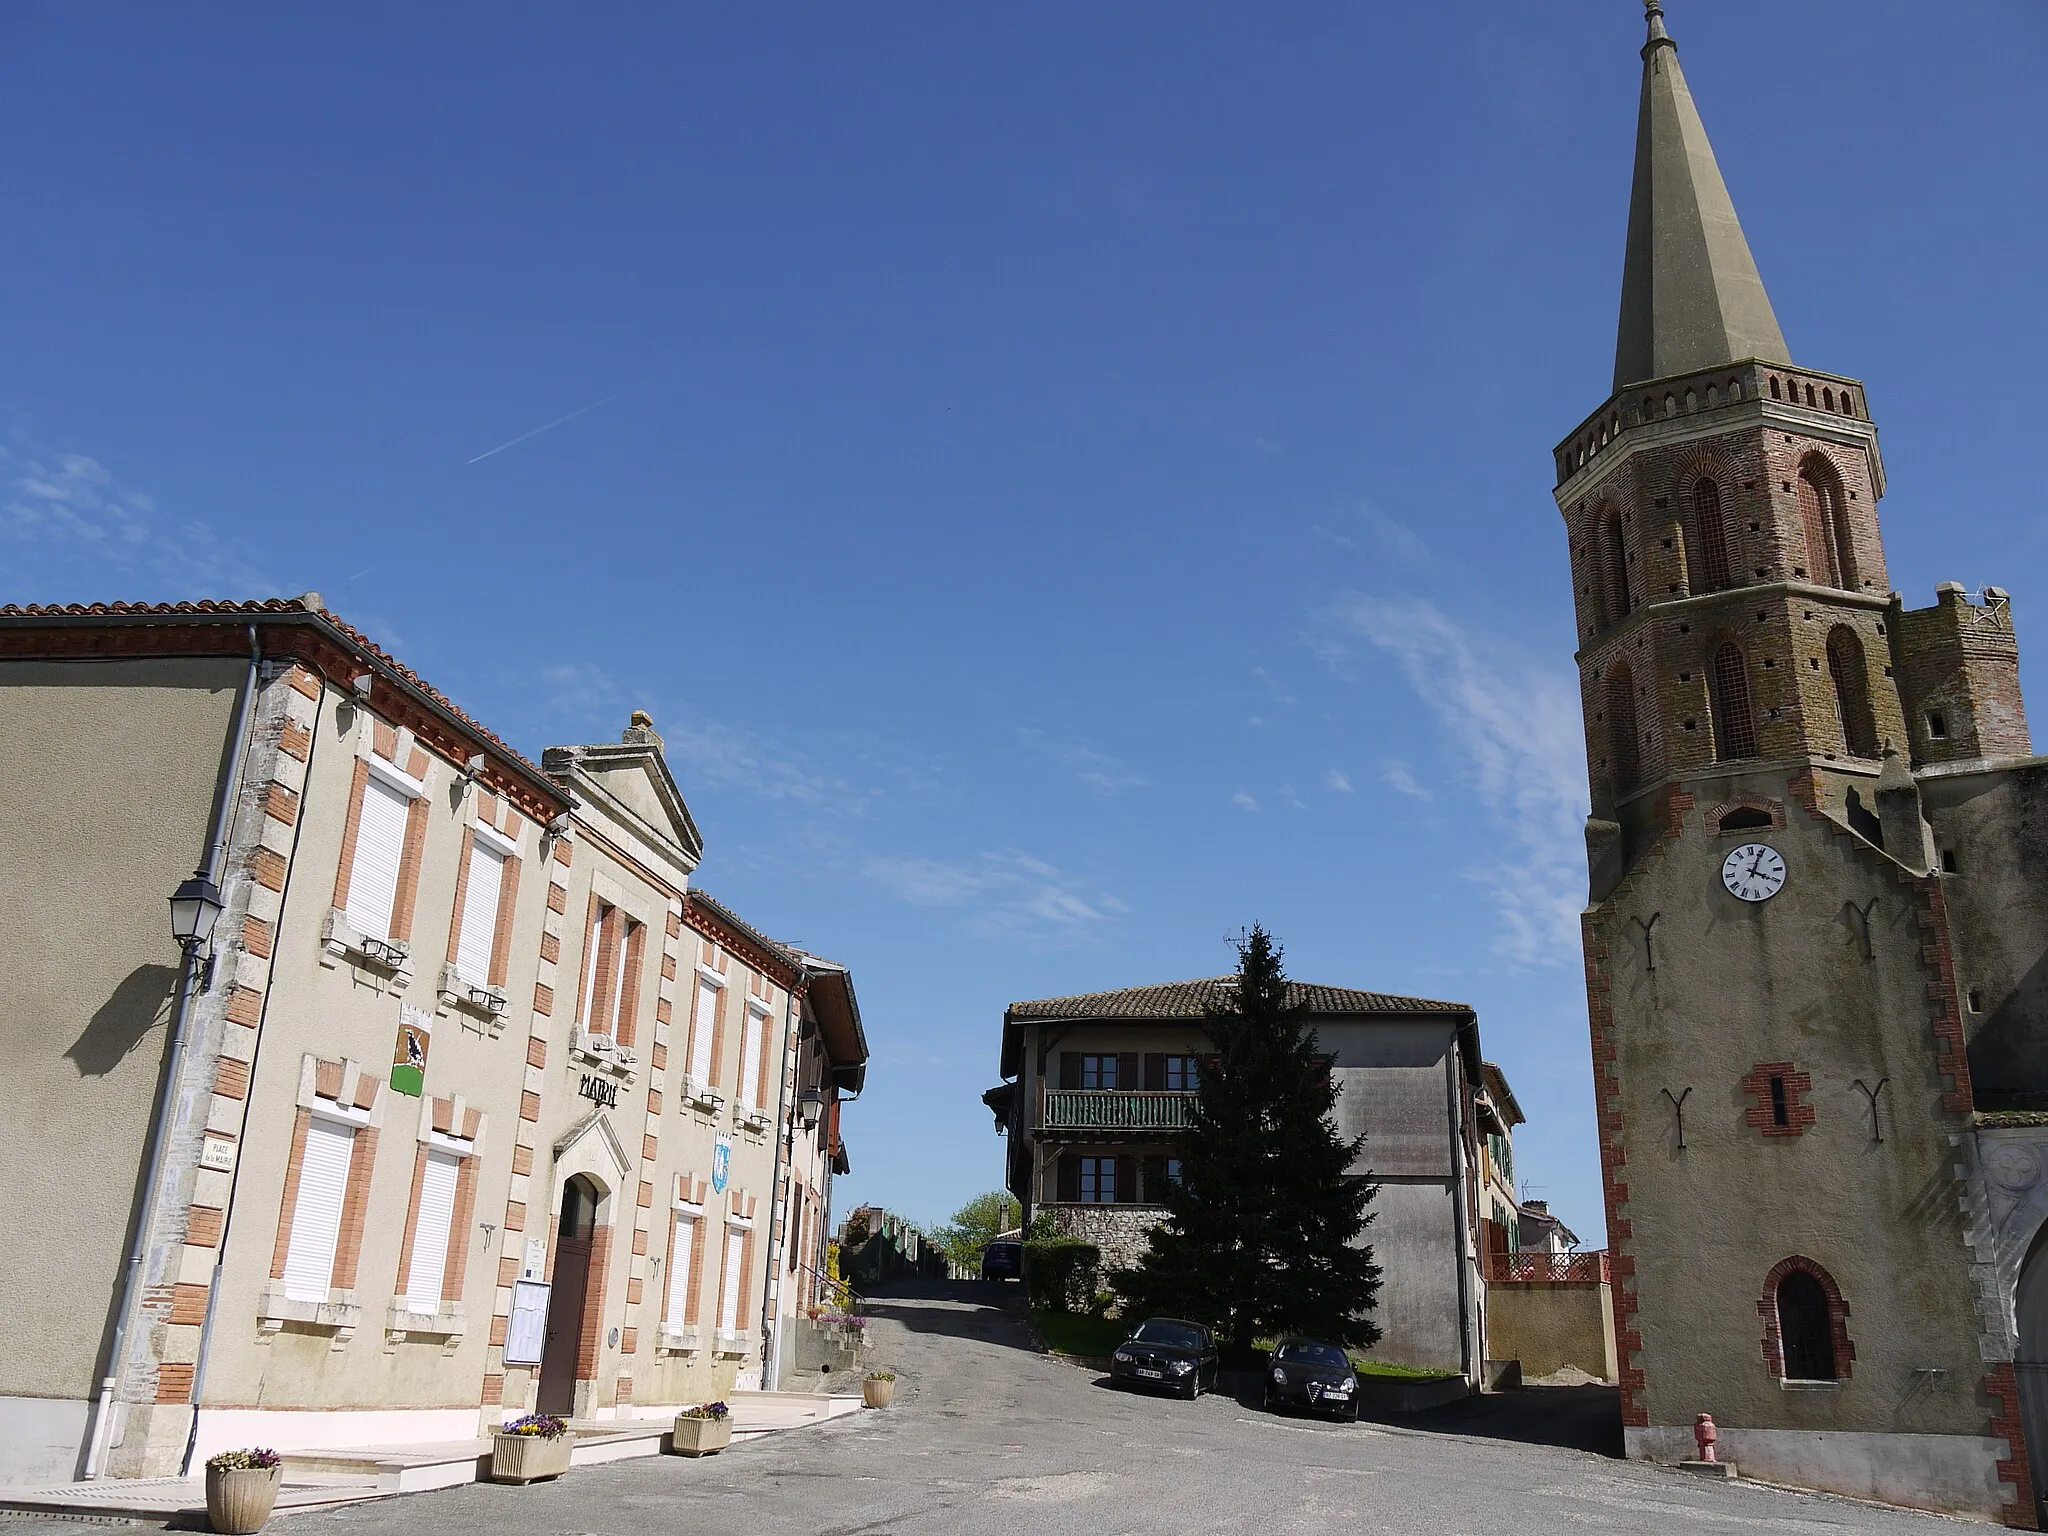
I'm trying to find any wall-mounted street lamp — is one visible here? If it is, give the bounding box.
[796,1085,824,1133]
[169,870,224,990]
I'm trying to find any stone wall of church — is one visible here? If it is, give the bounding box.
[1586,768,1994,1479]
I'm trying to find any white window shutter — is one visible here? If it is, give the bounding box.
[347,776,411,941]
[718,1223,746,1332]
[739,1011,761,1109]
[282,1119,355,1302]
[456,842,505,984]
[404,1149,462,1311]
[665,1213,697,1321]
[690,981,718,1083]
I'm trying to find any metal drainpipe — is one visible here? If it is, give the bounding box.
[758,972,803,1388]
[1445,1039,1476,1386]
[180,664,324,1475]
[87,625,263,1479]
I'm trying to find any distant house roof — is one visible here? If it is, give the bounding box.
[1000,976,1475,1078]
[1008,977,1471,1022]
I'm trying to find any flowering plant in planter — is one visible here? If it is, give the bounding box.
[500,1413,569,1438]
[677,1401,730,1421]
[822,1312,868,1334]
[206,1448,282,1472]
[864,1370,896,1382]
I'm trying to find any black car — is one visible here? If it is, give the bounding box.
[980,1240,1023,1282]
[1263,1336,1361,1420]
[1109,1318,1219,1399]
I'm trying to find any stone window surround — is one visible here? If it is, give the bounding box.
[259,1056,386,1348]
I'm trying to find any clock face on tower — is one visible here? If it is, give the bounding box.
[1721,843,1787,903]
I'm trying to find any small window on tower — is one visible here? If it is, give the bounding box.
[1969,989,1985,1013]
[1941,849,1960,874]
[1769,1075,1790,1128]
[1927,712,1949,741]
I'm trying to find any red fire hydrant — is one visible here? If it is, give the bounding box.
[1694,1413,1719,1463]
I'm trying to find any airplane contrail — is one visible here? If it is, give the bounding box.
[466,384,644,465]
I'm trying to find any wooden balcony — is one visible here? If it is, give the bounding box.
[1039,1089,1196,1132]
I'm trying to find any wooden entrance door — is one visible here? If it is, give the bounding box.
[537,1176,602,1417]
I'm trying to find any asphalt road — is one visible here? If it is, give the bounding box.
[6,1281,1980,1534]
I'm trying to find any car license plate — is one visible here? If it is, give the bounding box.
[1136,1367,1162,1379]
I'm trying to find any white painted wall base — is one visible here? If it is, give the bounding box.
[190,1407,482,1467]
[0,1397,91,1486]
[1628,1425,2013,1522]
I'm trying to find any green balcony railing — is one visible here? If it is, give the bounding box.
[1041,1089,1197,1131]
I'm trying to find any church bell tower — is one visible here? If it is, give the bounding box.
[1563,5,2044,1525]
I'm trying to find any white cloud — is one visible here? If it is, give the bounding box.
[1280,784,1305,810]
[1314,593,1587,964]
[529,661,851,809]
[1324,768,1354,794]
[861,851,1126,940]
[0,440,277,601]
[1363,509,1428,563]
[1232,791,1260,812]
[1380,760,1433,802]
[1016,730,1147,795]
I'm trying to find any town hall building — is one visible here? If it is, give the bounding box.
[1567,4,2048,1524]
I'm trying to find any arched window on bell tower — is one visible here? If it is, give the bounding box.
[1607,664,1640,796]
[1598,508,1631,624]
[1689,478,1732,593]
[1708,642,1759,761]
[1798,456,1857,592]
[1826,626,1878,758]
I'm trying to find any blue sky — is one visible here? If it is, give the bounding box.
[5,3,2044,1244]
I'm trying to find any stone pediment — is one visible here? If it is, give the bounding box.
[551,1109,632,1214]
[542,715,704,875]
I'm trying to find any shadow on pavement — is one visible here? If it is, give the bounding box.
[1362,1384,1624,1458]
[854,1279,1045,1354]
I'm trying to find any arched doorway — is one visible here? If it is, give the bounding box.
[2015,1220,2048,1524]
[538,1175,606,1416]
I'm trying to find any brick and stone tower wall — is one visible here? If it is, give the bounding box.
[1562,360,1906,820]
[1554,6,2042,1525]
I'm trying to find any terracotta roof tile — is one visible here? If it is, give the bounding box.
[0,597,547,781]
[1006,977,1471,1021]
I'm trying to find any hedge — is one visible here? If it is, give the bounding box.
[1023,1238,1101,1313]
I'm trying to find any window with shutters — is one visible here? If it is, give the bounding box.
[282,1117,356,1303]
[576,900,648,1048]
[664,1209,700,1330]
[739,1004,764,1111]
[332,749,430,965]
[717,1221,749,1333]
[1079,1055,1118,1090]
[689,974,723,1091]
[452,831,512,988]
[403,1148,462,1312]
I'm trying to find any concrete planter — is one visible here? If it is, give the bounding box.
[491,1432,573,1484]
[670,1416,732,1457]
[204,1464,281,1534]
[862,1375,896,1408]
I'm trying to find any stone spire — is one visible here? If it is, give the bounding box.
[1613,0,1790,390]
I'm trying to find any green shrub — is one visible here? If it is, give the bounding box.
[1022,1237,1100,1313]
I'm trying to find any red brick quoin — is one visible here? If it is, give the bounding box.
[1757,1255,1854,1380]
[1741,1062,1815,1136]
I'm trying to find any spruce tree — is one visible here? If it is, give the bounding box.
[1110,925,1383,1354]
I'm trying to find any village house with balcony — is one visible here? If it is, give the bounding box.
[986,978,1503,1379]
